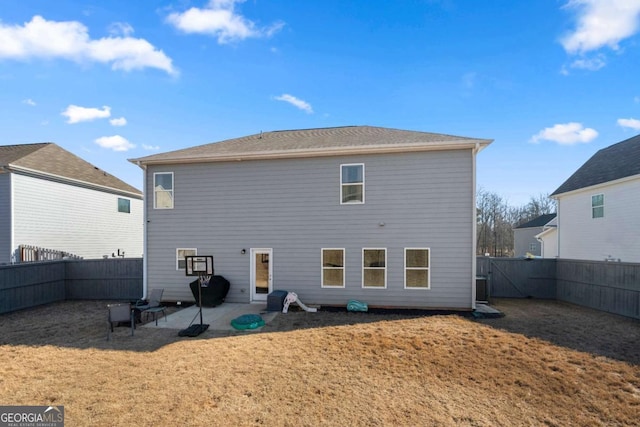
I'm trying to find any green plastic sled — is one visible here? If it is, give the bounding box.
[230,314,266,330]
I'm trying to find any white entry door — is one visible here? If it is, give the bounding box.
[250,248,272,302]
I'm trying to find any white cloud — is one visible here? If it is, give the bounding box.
[60,105,111,124]
[569,55,606,71]
[617,118,640,131]
[108,22,134,37]
[22,98,36,106]
[274,94,313,113]
[634,96,640,103]
[62,105,111,124]
[166,0,284,44]
[561,0,640,54]
[95,135,135,151]
[0,15,177,75]
[110,117,127,126]
[530,122,598,145]
[142,144,160,151]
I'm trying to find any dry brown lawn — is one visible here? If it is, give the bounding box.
[0,299,638,426]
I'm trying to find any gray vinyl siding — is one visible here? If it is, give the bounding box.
[0,174,11,264]
[513,227,543,258]
[145,149,474,309]
[12,173,143,260]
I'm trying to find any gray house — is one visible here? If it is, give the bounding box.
[131,126,492,310]
[513,213,556,258]
[0,143,143,264]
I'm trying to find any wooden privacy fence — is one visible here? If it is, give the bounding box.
[1,256,637,319]
[0,258,142,314]
[556,259,640,321]
[18,244,83,263]
[478,257,640,319]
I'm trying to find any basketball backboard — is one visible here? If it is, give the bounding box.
[185,255,214,276]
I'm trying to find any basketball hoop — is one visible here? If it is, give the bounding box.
[179,255,214,337]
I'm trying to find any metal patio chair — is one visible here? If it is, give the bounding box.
[107,303,134,340]
[136,288,167,326]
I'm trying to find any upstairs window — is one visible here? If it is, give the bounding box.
[363,248,386,288]
[154,172,174,209]
[322,249,345,288]
[405,248,430,289]
[341,164,364,204]
[118,198,130,213]
[592,194,604,218]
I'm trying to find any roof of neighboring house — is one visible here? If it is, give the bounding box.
[0,143,141,196]
[130,125,492,165]
[515,213,557,229]
[551,133,640,196]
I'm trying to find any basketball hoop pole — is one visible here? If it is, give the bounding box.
[198,273,204,325]
[180,255,213,337]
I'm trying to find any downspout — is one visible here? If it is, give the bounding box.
[471,142,480,310]
[137,161,148,300]
[536,236,544,258]
[2,166,16,263]
[555,199,560,259]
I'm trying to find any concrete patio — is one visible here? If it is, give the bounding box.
[141,303,280,332]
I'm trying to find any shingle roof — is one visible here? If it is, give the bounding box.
[551,134,640,196]
[0,143,141,196]
[130,125,492,165]
[515,213,557,229]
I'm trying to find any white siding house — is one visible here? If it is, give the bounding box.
[535,217,558,259]
[0,143,143,264]
[131,126,492,310]
[550,134,640,262]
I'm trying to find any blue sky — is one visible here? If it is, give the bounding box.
[2,0,639,205]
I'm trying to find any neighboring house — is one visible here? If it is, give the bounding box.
[513,213,556,258]
[550,133,640,262]
[0,143,143,264]
[131,126,492,309]
[535,216,558,259]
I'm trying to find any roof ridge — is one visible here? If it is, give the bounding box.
[270,125,362,133]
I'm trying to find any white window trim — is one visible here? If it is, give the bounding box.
[404,248,431,290]
[321,248,345,288]
[340,163,365,205]
[176,248,197,270]
[591,193,604,219]
[154,172,174,209]
[362,248,387,289]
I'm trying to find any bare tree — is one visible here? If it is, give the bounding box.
[476,188,511,256]
[518,193,556,225]
[476,190,556,257]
